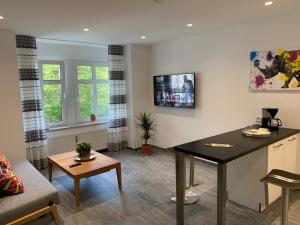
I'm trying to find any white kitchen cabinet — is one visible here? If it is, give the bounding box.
[283,135,298,173]
[228,134,299,212]
[267,140,285,204]
[267,135,298,205]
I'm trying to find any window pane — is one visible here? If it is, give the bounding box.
[79,84,94,119]
[96,67,109,80]
[78,66,92,80]
[97,83,109,117]
[43,84,62,123]
[42,64,61,80]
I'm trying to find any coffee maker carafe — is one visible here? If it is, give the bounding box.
[262,108,282,130]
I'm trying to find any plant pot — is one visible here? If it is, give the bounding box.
[142,144,151,156]
[78,151,91,160]
[90,114,96,122]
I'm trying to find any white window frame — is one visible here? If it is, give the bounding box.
[74,61,109,124]
[39,60,66,128]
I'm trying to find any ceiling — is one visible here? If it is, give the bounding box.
[0,0,299,45]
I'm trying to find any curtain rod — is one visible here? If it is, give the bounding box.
[36,37,108,47]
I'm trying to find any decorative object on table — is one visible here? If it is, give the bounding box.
[242,128,271,137]
[74,154,96,162]
[136,112,156,156]
[204,143,234,148]
[90,114,96,122]
[250,48,300,90]
[75,142,93,161]
[261,108,282,130]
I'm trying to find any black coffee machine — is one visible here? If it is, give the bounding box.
[261,108,282,130]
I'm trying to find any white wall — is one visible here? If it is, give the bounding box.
[126,45,151,149]
[0,29,26,162]
[36,42,109,154]
[47,127,107,155]
[37,41,108,62]
[149,13,300,149]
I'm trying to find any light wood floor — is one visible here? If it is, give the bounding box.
[49,148,300,225]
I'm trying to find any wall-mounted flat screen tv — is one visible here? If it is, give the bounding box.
[153,73,195,108]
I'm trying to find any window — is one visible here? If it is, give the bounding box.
[76,64,109,122]
[39,60,109,128]
[40,61,65,125]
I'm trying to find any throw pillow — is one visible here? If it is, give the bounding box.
[0,154,12,170]
[0,167,24,195]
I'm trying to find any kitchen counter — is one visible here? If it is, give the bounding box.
[174,127,300,225]
[174,127,300,164]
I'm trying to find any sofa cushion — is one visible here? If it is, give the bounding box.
[0,161,59,225]
[0,167,24,194]
[0,154,12,170]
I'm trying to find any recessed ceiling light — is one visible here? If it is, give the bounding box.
[265,1,273,6]
[140,36,147,39]
[0,16,4,20]
[186,23,193,27]
[83,28,90,32]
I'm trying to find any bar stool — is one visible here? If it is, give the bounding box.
[260,169,300,225]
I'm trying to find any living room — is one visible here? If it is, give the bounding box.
[1,1,300,225]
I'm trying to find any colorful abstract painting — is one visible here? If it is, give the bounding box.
[250,48,300,90]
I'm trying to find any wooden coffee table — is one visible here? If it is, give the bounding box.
[48,150,122,206]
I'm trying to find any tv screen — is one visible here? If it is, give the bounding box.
[153,73,195,108]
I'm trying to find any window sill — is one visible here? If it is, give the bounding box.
[47,121,108,139]
[48,121,108,131]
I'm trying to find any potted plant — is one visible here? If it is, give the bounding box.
[136,112,155,156]
[76,142,92,160]
[90,114,96,122]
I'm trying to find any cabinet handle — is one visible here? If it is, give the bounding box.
[273,144,283,148]
[288,137,296,142]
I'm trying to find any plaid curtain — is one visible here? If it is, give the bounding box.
[16,35,48,170]
[108,45,127,151]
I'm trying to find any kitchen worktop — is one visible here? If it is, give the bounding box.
[174,127,300,164]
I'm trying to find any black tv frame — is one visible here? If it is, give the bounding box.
[153,73,196,109]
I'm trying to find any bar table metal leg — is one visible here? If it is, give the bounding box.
[171,156,199,205]
[217,163,227,225]
[184,156,200,204]
[189,156,199,188]
[176,152,186,225]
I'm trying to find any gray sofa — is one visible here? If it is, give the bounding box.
[0,161,60,225]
